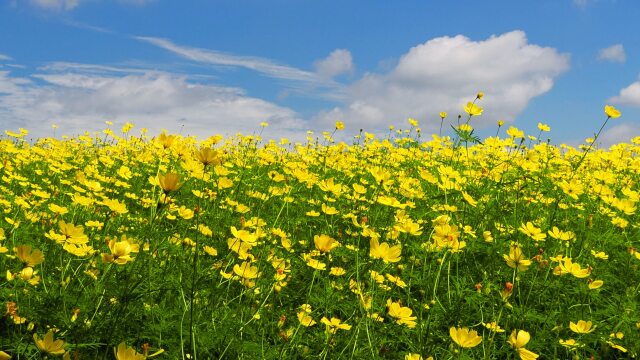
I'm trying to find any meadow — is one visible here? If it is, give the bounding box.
[0,99,639,359]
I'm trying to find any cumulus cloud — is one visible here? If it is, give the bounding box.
[609,78,640,106]
[598,44,626,63]
[0,66,309,141]
[313,49,354,78]
[314,30,570,134]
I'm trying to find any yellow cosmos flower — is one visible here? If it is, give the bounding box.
[320,317,351,334]
[604,105,621,118]
[33,330,66,356]
[233,261,260,279]
[569,320,595,334]
[296,304,317,327]
[335,121,345,130]
[508,330,539,360]
[588,279,604,289]
[449,327,482,348]
[483,321,505,333]
[537,122,551,132]
[114,342,146,360]
[504,245,532,272]
[369,238,401,263]
[314,234,340,252]
[157,172,182,194]
[101,235,140,265]
[559,338,580,349]
[519,222,546,241]
[302,253,327,270]
[463,102,483,116]
[196,147,222,166]
[386,299,417,328]
[0,350,11,360]
[14,245,45,267]
[439,112,447,119]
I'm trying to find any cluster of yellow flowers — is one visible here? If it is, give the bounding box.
[0,102,637,358]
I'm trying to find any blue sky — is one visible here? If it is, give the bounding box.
[1,0,639,145]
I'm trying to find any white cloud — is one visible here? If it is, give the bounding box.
[313,49,354,78]
[0,66,309,141]
[598,44,626,63]
[314,30,570,134]
[609,78,640,106]
[30,0,80,11]
[0,54,12,61]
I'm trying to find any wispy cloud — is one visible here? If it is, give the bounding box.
[27,0,154,11]
[29,0,80,11]
[598,44,626,63]
[135,36,343,91]
[0,54,12,61]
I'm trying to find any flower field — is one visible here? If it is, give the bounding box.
[1,103,639,359]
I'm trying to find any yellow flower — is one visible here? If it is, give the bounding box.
[607,341,627,352]
[0,351,11,360]
[101,235,140,265]
[320,317,351,334]
[537,123,551,132]
[506,126,525,138]
[483,321,505,332]
[296,304,316,327]
[369,237,401,263]
[569,320,595,334]
[476,91,484,99]
[335,121,345,130]
[588,279,604,289]
[463,102,483,116]
[302,253,327,270]
[33,330,66,356]
[408,118,419,127]
[519,222,546,241]
[196,147,222,166]
[508,329,531,348]
[157,172,182,194]
[503,245,532,272]
[156,132,176,149]
[114,342,146,360]
[604,105,621,118]
[14,245,45,267]
[449,327,482,348]
[559,338,580,348]
[439,112,447,119]
[386,299,417,328]
[233,261,260,279]
[508,330,539,360]
[314,234,340,252]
